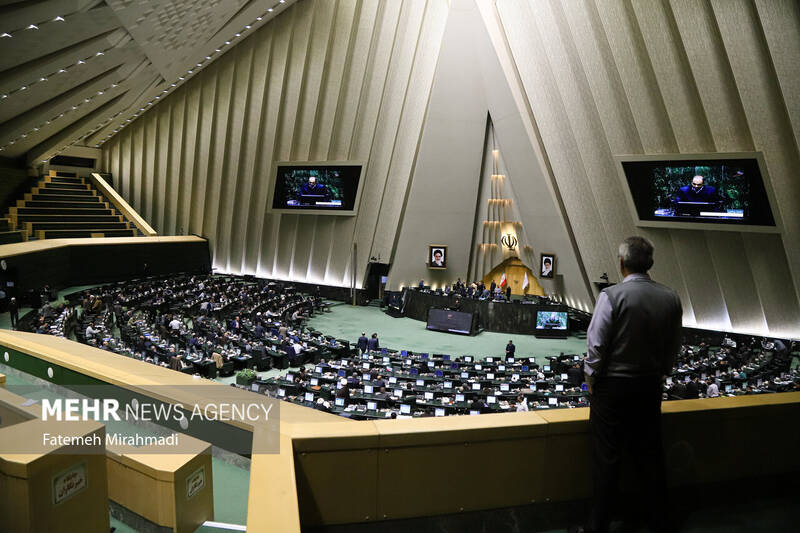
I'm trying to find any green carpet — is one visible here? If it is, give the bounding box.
[307,304,587,360]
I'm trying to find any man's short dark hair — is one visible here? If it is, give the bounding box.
[618,236,654,273]
[544,258,552,266]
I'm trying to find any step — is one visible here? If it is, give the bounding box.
[36,228,137,239]
[11,207,113,216]
[28,193,102,202]
[40,182,90,191]
[21,200,108,209]
[0,230,24,244]
[15,214,123,224]
[35,187,95,196]
[27,221,131,231]
[49,176,84,184]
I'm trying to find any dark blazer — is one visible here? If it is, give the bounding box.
[567,366,583,387]
[357,335,369,352]
[367,337,379,351]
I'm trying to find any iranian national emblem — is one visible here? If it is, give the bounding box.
[501,233,518,251]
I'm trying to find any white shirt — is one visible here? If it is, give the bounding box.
[169,319,182,330]
[516,400,529,412]
[85,325,97,337]
[706,383,720,398]
[293,343,303,355]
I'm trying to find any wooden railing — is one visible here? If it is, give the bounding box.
[90,172,157,236]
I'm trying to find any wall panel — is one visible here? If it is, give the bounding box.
[101,0,448,289]
[484,0,800,336]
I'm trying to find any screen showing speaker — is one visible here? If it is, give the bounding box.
[270,162,363,215]
[618,154,776,229]
[535,311,568,331]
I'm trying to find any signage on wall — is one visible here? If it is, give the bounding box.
[52,462,88,505]
[186,466,206,499]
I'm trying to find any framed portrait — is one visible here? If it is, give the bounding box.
[540,253,555,278]
[428,245,447,269]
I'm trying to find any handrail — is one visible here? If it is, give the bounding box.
[90,172,157,236]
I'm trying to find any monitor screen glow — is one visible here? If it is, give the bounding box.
[270,162,363,215]
[536,311,568,331]
[618,154,778,230]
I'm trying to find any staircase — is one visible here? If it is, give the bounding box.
[5,172,141,240]
[0,159,30,244]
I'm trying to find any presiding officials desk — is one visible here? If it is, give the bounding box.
[402,288,568,334]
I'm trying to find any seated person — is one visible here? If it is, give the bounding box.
[673,175,722,210]
[299,176,330,202]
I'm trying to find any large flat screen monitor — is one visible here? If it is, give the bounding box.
[536,311,568,331]
[426,308,474,335]
[268,161,364,215]
[616,153,780,232]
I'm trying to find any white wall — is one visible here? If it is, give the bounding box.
[389,0,592,309]
[102,0,449,288]
[480,0,800,337]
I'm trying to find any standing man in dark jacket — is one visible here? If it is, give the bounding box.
[367,333,380,352]
[580,236,682,533]
[8,297,18,329]
[357,332,369,354]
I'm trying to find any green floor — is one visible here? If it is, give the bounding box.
[306,303,587,360]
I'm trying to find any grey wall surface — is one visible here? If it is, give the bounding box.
[389,0,591,310]
[102,0,448,289]
[481,0,800,337]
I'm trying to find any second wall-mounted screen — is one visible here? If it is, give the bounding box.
[270,162,363,215]
[617,153,778,231]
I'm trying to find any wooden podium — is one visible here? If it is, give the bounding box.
[482,256,544,296]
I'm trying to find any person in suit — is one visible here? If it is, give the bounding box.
[357,332,369,354]
[8,297,18,329]
[580,236,682,533]
[335,378,350,401]
[567,363,584,387]
[673,175,722,207]
[490,280,496,294]
[671,380,687,400]
[300,175,330,200]
[685,376,700,399]
[505,285,512,301]
[505,340,516,360]
[367,333,379,352]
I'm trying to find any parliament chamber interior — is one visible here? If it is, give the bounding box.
[0,1,798,532]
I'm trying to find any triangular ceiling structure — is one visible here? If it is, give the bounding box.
[0,0,298,164]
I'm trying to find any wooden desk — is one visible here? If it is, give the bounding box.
[0,418,109,533]
[106,435,214,533]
